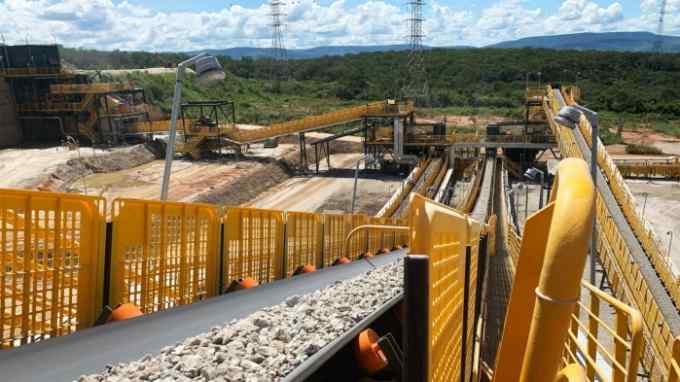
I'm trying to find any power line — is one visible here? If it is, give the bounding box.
[403,0,430,105]
[270,0,289,91]
[654,0,667,53]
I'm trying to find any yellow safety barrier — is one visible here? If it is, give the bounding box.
[669,337,680,382]
[562,281,644,382]
[321,214,352,267]
[110,199,220,314]
[347,214,369,259]
[494,158,595,382]
[505,223,521,268]
[285,211,322,276]
[594,195,674,381]
[0,189,106,347]
[406,193,484,382]
[223,207,284,285]
[396,218,409,247]
[367,216,389,254]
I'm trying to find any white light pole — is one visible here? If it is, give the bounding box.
[351,157,376,213]
[554,104,599,284]
[160,54,225,200]
[641,192,649,218]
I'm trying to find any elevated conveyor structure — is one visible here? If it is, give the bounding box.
[615,158,680,180]
[128,101,414,145]
[545,87,680,380]
[392,157,444,218]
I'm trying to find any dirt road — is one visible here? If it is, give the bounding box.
[627,179,680,272]
[248,153,402,214]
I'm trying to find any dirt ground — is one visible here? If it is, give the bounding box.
[0,145,155,191]
[248,153,403,215]
[71,159,259,204]
[0,132,367,212]
[627,179,680,272]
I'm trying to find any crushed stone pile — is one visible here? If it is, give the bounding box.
[81,259,403,382]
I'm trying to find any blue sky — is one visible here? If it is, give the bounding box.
[0,0,670,51]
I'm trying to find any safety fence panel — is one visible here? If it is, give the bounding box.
[396,218,410,247]
[0,189,105,348]
[223,208,284,285]
[321,214,352,267]
[382,217,398,251]
[367,217,387,254]
[562,281,644,382]
[670,337,680,382]
[347,214,369,260]
[506,224,521,268]
[406,193,482,382]
[285,212,322,276]
[594,196,674,381]
[465,221,482,382]
[110,199,219,315]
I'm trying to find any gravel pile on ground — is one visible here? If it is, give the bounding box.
[80,259,403,382]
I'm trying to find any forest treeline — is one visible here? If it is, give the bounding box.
[61,46,680,117]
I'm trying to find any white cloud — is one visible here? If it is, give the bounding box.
[0,0,659,50]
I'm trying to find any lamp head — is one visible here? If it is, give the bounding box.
[194,56,225,87]
[554,106,582,129]
[524,167,540,180]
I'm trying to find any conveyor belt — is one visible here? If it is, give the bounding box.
[551,88,680,334]
[0,251,405,382]
[568,111,680,333]
[470,157,495,222]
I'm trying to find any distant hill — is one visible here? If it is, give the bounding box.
[489,32,680,52]
[196,45,415,60]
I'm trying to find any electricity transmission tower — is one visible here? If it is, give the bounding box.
[654,0,667,53]
[403,0,430,105]
[270,0,289,91]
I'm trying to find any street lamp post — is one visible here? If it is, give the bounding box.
[160,54,225,200]
[554,104,599,284]
[668,231,674,259]
[351,157,376,213]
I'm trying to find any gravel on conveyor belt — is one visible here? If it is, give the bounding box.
[80,260,404,382]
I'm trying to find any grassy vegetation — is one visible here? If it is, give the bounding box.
[626,143,664,155]
[74,46,680,139]
[115,72,356,125]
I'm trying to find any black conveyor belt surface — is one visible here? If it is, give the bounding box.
[0,251,404,382]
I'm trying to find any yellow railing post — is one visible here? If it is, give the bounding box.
[519,158,595,381]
